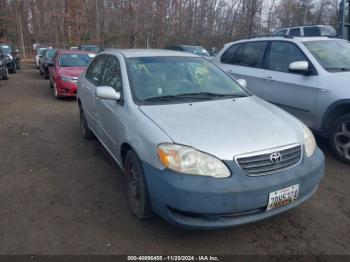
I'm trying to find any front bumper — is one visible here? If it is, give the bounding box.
[56,80,78,97]
[142,148,325,229]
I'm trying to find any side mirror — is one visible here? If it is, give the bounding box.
[96,86,121,100]
[289,61,311,75]
[237,79,247,89]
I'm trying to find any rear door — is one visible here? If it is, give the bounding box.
[218,41,268,89]
[256,41,320,126]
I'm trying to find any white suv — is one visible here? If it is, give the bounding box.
[214,36,350,164]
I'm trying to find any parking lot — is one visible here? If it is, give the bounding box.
[0,64,349,255]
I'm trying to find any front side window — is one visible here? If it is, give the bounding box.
[266,41,307,73]
[126,56,248,104]
[86,56,107,85]
[101,57,123,92]
[304,40,350,72]
[59,53,94,68]
[274,29,288,36]
[220,44,242,64]
[304,27,321,36]
[235,42,268,68]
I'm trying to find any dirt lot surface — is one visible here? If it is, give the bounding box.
[0,65,349,255]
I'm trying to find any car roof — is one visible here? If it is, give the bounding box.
[225,36,342,46]
[103,49,199,58]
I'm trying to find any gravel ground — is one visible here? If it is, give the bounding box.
[0,65,349,255]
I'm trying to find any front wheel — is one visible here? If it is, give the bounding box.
[124,150,154,219]
[79,106,95,139]
[329,113,350,164]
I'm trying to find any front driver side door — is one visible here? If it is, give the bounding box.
[95,55,125,161]
[81,55,107,135]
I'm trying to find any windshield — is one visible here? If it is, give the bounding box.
[126,56,248,104]
[59,53,94,67]
[45,49,57,59]
[304,40,350,72]
[80,46,98,52]
[0,45,12,54]
[38,48,47,55]
[183,46,210,57]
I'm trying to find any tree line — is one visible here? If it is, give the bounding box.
[0,0,340,58]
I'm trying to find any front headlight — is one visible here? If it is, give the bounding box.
[60,75,72,82]
[157,144,231,178]
[303,125,316,157]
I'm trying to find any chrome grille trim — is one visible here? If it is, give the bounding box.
[235,144,303,176]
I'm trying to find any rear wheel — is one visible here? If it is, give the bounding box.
[329,113,350,164]
[124,150,153,219]
[79,106,95,139]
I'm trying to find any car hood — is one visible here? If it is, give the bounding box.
[58,67,86,78]
[139,96,304,160]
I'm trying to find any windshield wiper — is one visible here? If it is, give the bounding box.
[177,92,246,98]
[325,67,350,72]
[144,92,246,102]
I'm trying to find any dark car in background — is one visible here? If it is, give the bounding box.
[0,44,21,73]
[78,45,99,53]
[39,48,58,79]
[164,45,211,57]
[0,49,9,80]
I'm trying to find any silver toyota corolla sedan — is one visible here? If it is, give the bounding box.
[77,49,325,229]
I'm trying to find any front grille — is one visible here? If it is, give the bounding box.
[236,145,302,176]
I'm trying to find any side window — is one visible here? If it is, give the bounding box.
[304,27,321,36]
[275,29,287,36]
[86,56,106,86]
[289,28,301,36]
[220,44,241,64]
[267,41,308,73]
[234,42,267,68]
[101,56,123,92]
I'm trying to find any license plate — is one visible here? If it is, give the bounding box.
[267,184,299,211]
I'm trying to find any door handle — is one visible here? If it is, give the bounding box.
[264,76,274,81]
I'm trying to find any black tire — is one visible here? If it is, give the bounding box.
[124,150,153,219]
[10,63,17,74]
[2,67,9,80]
[79,106,95,139]
[16,60,21,70]
[49,76,53,88]
[329,113,350,164]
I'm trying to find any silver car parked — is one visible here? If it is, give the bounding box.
[214,37,350,164]
[77,49,324,229]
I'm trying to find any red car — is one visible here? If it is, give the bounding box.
[48,50,95,98]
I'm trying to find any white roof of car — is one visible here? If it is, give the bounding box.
[225,36,342,46]
[104,49,198,58]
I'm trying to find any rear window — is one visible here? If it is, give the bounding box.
[304,27,321,36]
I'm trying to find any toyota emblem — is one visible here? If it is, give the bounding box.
[270,152,282,163]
